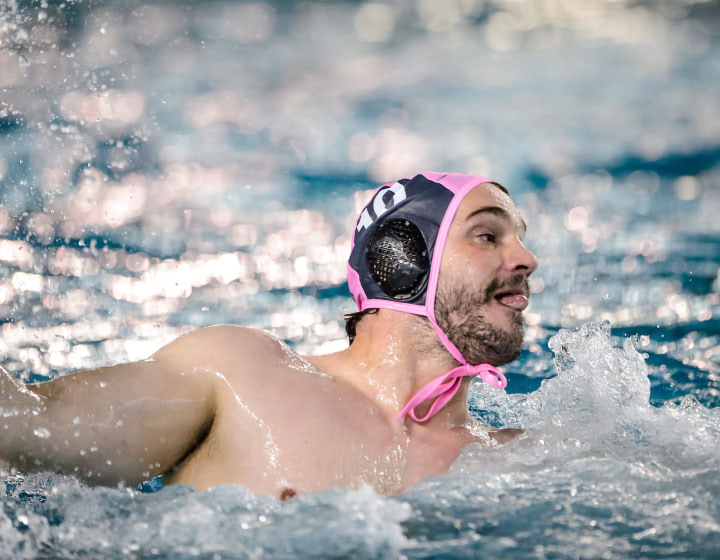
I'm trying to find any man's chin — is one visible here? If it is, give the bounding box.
[485,344,522,367]
[479,320,524,366]
[488,301,525,325]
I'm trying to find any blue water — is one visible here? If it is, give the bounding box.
[1,0,719,558]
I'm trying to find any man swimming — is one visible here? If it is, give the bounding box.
[0,172,537,499]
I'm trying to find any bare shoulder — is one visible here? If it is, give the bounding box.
[153,325,287,362]
[150,325,304,387]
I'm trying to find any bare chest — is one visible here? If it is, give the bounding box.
[165,368,471,497]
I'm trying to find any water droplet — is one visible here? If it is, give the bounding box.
[33,427,51,439]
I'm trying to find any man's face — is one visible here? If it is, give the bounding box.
[435,183,538,366]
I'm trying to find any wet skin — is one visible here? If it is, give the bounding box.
[0,183,536,498]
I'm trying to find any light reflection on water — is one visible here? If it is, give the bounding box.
[0,0,717,391]
[0,0,719,557]
[0,0,717,386]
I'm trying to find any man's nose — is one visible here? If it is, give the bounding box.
[506,238,538,277]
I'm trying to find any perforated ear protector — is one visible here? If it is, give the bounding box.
[365,219,430,300]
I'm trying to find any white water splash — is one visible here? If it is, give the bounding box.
[1,477,410,559]
[464,321,720,471]
[401,322,720,558]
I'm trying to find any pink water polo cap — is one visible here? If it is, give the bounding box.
[347,172,508,422]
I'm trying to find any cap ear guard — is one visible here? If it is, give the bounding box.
[365,218,430,300]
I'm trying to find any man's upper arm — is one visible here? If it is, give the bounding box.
[11,326,251,486]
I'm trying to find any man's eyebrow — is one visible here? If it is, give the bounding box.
[465,206,528,234]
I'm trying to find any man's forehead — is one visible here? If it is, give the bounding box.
[456,182,527,232]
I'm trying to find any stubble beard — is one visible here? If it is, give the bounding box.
[433,275,528,366]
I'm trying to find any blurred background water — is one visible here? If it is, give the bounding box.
[0,0,719,558]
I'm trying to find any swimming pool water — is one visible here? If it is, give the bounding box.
[1,0,719,558]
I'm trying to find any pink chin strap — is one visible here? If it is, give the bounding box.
[393,314,508,423]
[396,363,507,423]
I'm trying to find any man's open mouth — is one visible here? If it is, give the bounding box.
[493,289,529,311]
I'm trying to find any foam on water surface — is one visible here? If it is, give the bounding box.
[3,477,411,559]
[2,323,718,559]
[468,322,720,470]
[410,322,720,558]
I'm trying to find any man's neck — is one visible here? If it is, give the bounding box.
[308,310,472,431]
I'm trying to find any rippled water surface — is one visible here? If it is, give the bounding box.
[1,0,719,558]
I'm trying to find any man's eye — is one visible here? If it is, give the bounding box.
[477,233,496,243]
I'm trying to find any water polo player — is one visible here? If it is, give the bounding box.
[0,172,537,498]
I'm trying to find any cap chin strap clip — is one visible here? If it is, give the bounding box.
[396,363,506,423]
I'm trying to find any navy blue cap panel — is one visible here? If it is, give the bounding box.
[349,174,455,307]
